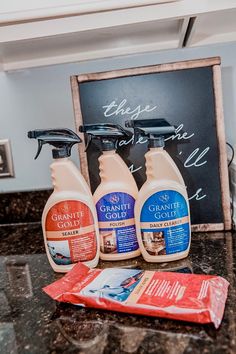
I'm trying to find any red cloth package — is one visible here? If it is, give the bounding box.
[43,263,229,328]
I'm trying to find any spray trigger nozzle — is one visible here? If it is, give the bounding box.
[125,119,175,148]
[35,139,44,160]
[79,124,132,152]
[84,134,92,152]
[27,128,82,159]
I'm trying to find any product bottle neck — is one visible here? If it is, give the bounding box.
[145,148,185,185]
[101,149,116,155]
[98,150,134,185]
[148,147,164,152]
[53,157,69,162]
[145,147,166,180]
[50,158,89,193]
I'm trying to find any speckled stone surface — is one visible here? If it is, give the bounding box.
[0,223,44,255]
[0,225,235,353]
[0,190,51,224]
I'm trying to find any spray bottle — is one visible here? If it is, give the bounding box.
[28,128,100,272]
[79,124,140,261]
[125,119,191,262]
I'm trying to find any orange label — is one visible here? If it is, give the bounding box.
[46,200,96,265]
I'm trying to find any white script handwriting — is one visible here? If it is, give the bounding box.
[117,134,147,147]
[188,188,207,201]
[165,124,194,142]
[129,164,142,174]
[184,147,210,168]
[103,99,157,120]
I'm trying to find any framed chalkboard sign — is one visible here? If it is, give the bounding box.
[71,57,231,231]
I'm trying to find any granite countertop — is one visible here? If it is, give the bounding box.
[0,223,235,354]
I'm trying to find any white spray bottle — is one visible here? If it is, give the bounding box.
[28,128,100,272]
[126,119,191,263]
[79,124,140,261]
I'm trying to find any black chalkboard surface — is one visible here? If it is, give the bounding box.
[71,57,231,231]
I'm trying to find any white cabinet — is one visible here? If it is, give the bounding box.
[186,8,236,47]
[0,1,178,23]
[0,0,236,71]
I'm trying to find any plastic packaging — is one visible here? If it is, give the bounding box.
[79,124,140,261]
[43,263,229,328]
[28,129,100,272]
[125,119,191,263]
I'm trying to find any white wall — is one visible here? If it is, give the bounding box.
[1,41,236,192]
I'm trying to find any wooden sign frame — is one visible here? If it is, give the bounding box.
[70,57,231,232]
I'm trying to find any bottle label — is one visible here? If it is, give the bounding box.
[140,190,190,256]
[45,200,97,265]
[96,192,139,254]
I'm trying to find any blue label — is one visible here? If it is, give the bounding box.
[96,192,139,254]
[140,190,190,256]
